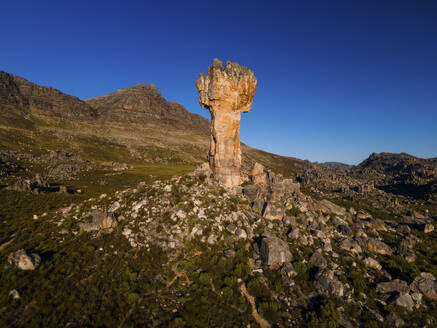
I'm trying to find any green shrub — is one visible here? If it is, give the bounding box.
[234,262,250,280]
[127,292,140,304]
[258,301,283,324]
[386,255,420,280]
[247,279,271,299]
[286,207,301,216]
[307,297,338,328]
[199,272,211,286]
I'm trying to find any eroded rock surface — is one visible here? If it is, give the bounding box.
[196,58,257,187]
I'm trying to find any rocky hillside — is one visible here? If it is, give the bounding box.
[353,153,437,201]
[322,162,352,170]
[85,84,209,131]
[0,71,97,120]
[1,163,436,327]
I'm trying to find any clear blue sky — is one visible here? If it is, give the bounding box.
[1,0,436,164]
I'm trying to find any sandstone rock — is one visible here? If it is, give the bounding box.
[317,199,346,216]
[243,184,263,201]
[314,269,344,297]
[263,201,284,220]
[282,216,297,227]
[235,228,247,239]
[367,238,393,255]
[364,257,382,270]
[340,239,362,254]
[386,312,405,327]
[196,58,257,187]
[251,162,267,186]
[422,223,434,233]
[260,236,292,266]
[251,199,265,215]
[8,249,41,270]
[376,279,409,295]
[9,289,20,300]
[79,210,118,232]
[288,228,299,240]
[281,179,301,195]
[395,294,414,311]
[309,252,328,269]
[280,262,297,278]
[410,272,437,300]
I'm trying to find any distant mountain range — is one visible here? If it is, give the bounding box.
[322,162,353,169]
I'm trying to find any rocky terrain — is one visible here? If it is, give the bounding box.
[0,68,436,327]
[1,162,436,327]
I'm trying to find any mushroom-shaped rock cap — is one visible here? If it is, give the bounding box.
[196,58,257,113]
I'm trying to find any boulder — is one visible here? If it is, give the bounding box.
[364,257,382,270]
[8,249,41,270]
[260,236,292,266]
[317,199,346,216]
[263,201,284,220]
[386,312,405,327]
[79,210,118,232]
[281,179,300,194]
[251,162,267,186]
[376,279,409,295]
[314,269,344,297]
[410,272,437,300]
[340,239,362,254]
[309,252,328,269]
[367,238,393,255]
[395,294,414,311]
[243,184,263,201]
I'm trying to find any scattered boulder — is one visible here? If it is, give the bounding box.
[79,210,118,232]
[8,289,20,300]
[309,252,328,269]
[410,272,437,300]
[243,184,263,201]
[260,236,292,267]
[8,249,41,270]
[367,238,393,255]
[421,223,434,233]
[263,201,284,220]
[317,199,346,216]
[314,269,344,297]
[340,239,362,254]
[386,312,405,327]
[376,279,409,295]
[251,162,268,186]
[364,257,382,270]
[395,294,414,311]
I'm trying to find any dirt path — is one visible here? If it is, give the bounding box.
[239,283,271,328]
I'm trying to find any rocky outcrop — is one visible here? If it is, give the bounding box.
[79,210,118,232]
[260,235,292,267]
[196,58,257,187]
[411,272,437,300]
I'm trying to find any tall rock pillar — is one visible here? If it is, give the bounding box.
[196,58,257,187]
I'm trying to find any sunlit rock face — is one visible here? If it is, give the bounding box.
[196,58,257,187]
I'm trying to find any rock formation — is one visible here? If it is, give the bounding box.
[196,58,257,187]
